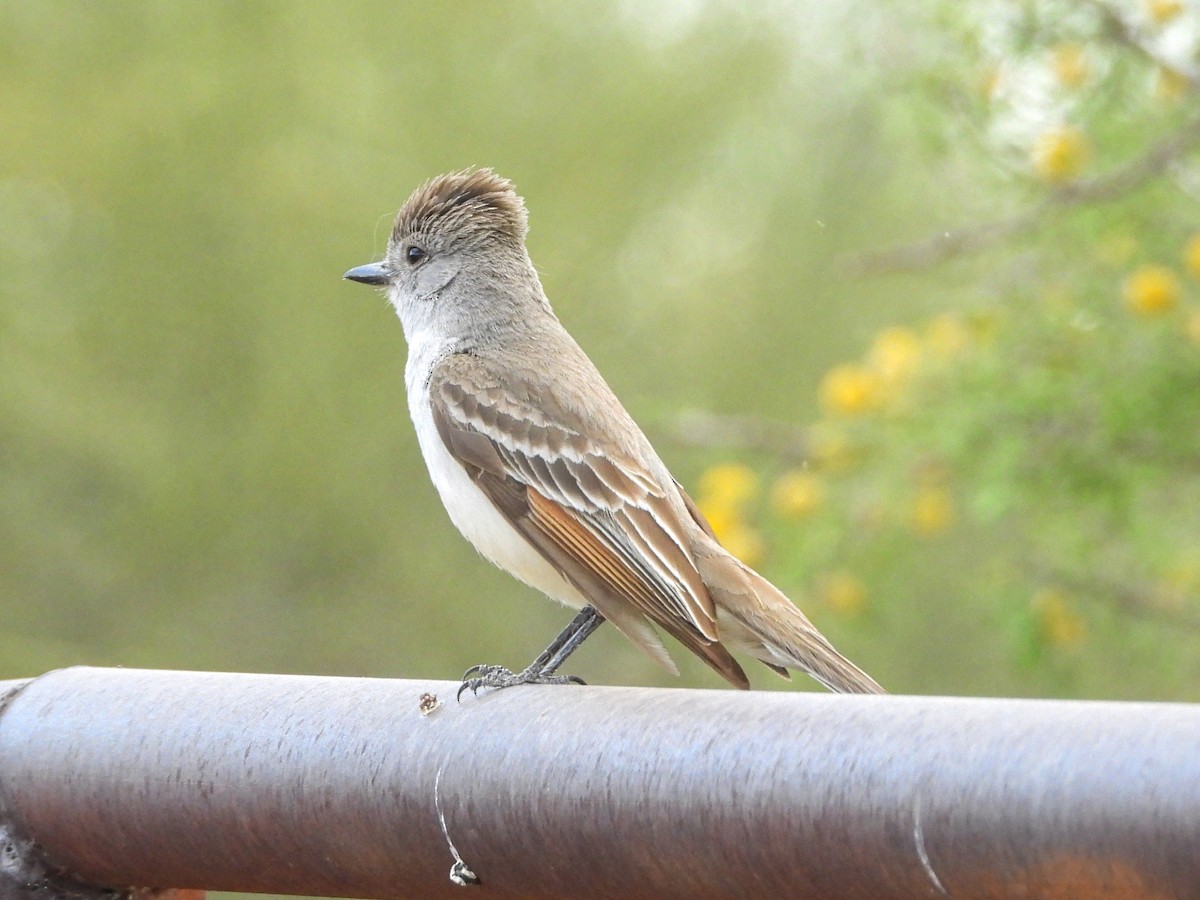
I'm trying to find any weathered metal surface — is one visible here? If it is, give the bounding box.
[0,667,1196,899]
[1,678,207,900]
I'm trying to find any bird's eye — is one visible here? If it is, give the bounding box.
[406,245,427,264]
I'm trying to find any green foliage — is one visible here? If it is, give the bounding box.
[2,5,1198,898]
[0,2,911,693]
[718,0,1200,701]
[2,0,1198,722]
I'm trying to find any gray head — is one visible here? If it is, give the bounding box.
[345,169,550,343]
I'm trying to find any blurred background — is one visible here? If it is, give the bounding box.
[3,0,1200,798]
[4,1,1200,897]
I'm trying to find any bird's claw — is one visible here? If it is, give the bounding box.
[456,663,586,701]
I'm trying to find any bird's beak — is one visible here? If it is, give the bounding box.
[343,262,391,286]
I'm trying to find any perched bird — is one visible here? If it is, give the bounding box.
[345,169,884,696]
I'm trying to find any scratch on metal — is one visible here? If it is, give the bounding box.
[435,764,479,887]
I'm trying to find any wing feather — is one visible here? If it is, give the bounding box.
[428,353,747,687]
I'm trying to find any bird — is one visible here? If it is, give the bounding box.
[344,168,884,696]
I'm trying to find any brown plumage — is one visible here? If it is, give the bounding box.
[392,168,528,249]
[348,168,885,695]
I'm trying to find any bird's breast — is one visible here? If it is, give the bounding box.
[406,379,586,610]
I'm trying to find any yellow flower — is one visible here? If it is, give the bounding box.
[1148,0,1184,24]
[819,571,868,618]
[909,485,955,536]
[770,470,826,519]
[1052,43,1089,88]
[696,497,765,566]
[1031,126,1090,184]
[1123,265,1181,316]
[1156,66,1190,101]
[924,314,970,358]
[718,523,766,568]
[1183,233,1200,280]
[697,500,737,542]
[698,462,759,509]
[1032,588,1087,648]
[869,326,922,387]
[820,364,883,416]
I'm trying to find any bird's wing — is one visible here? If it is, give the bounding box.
[428,352,748,688]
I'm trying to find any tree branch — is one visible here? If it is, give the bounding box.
[1084,0,1200,86]
[843,0,1200,278]
[844,113,1200,276]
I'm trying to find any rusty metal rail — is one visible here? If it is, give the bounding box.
[0,667,1198,899]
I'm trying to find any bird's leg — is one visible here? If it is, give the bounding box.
[458,606,605,699]
[536,606,605,676]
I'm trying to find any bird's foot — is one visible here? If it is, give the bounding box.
[457,663,585,701]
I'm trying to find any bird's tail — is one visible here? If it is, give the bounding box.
[694,540,885,694]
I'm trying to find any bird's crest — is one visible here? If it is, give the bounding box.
[392,168,528,247]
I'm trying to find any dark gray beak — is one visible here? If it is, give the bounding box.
[343,262,391,285]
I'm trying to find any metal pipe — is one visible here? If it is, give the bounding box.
[0,667,1197,899]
